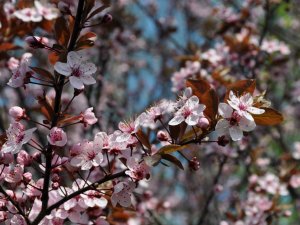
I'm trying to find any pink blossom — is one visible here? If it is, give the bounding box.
[7,54,32,88]
[47,127,67,147]
[7,214,26,225]
[125,157,150,181]
[169,96,206,126]
[1,122,36,154]
[290,174,300,189]
[54,51,97,89]
[81,107,98,126]
[5,165,24,183]
[111,181,135,207]
[138,100,175,129]
[9,106,25,121]
[70,135,103,170]
[17,150,32,166]
[79,190,108,208]
[216,103,256,141]
[34,1,60,20]
[227,91,265,121]
[14,8,42,22]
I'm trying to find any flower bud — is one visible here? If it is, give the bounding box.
[157,130,169,141]
[189,157,200,171]
[197,117,209,129]
[102,14,113,24]
[9,106,25,121]
[23,172,32,183]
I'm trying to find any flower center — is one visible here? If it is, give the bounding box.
[228,111,241,126]
[16,133,25,144]
[238,103,247,111]
[87,151,96,160]
[72,67,82,77]
[52,131,62,142]
[182,107,192,118]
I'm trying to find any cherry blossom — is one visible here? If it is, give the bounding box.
[70,136,103,170]
[289,174,300,189]
[125,157,150,181]
[5,165,24,183]
[169,96,206,126]
[111,181,135,207]
[216,103,256,141]
[81,107,98,126]
[14,8,42,22]
[138,99,175,129]
[54,51,97,89]
[34,1,60,20]
[227,91,265,121]
[47,127,67,147]
[1,122,36,154]
[7,54,32,88]
[79,190,108,208]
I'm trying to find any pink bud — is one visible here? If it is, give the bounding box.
[17,150,32,166]
[47,127,67,147]
[157,130,169,141]
[23,172,32,183]
[214,184,223,193]
[197,117,209,129]
[81,107,98,127]
[9,106,25,121]
[189,157,200,171]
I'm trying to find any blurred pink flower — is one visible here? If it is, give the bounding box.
[1,122,36,154]
[54,51,97,89]
[47,127,67,147]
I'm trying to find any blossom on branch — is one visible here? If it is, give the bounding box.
[47,127,67,147]
[216,103,256,141]
[1,122,36,154]
[169,96,206,126]
[54,51,97,89]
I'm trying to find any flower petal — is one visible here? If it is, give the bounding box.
[229,126,243,141]
[54,62,72,76]
[215,119,230,136]
[81,75,96,85]
[169,115,184,126]
[67,51,83,67]
[81,62,97,75]
[247,106,265,115]
[218,103,233,118]
[239,117,256,132]
[69,76,84,89]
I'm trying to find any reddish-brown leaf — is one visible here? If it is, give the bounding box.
[86,4,110,21]
[161,154,184,170]
[202,88,219,120]
[158,144,186,155]
[136,129,151,150]
[48,52,60,65]
[0,43,20,51]
[186,78,211,96]
[55,17,70,47]
[252,108,284,126]
[57,114,82,127]
[30,67,54,81]
[225,79,256,100]
[0,134,7,148]
[37,96,54,121]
